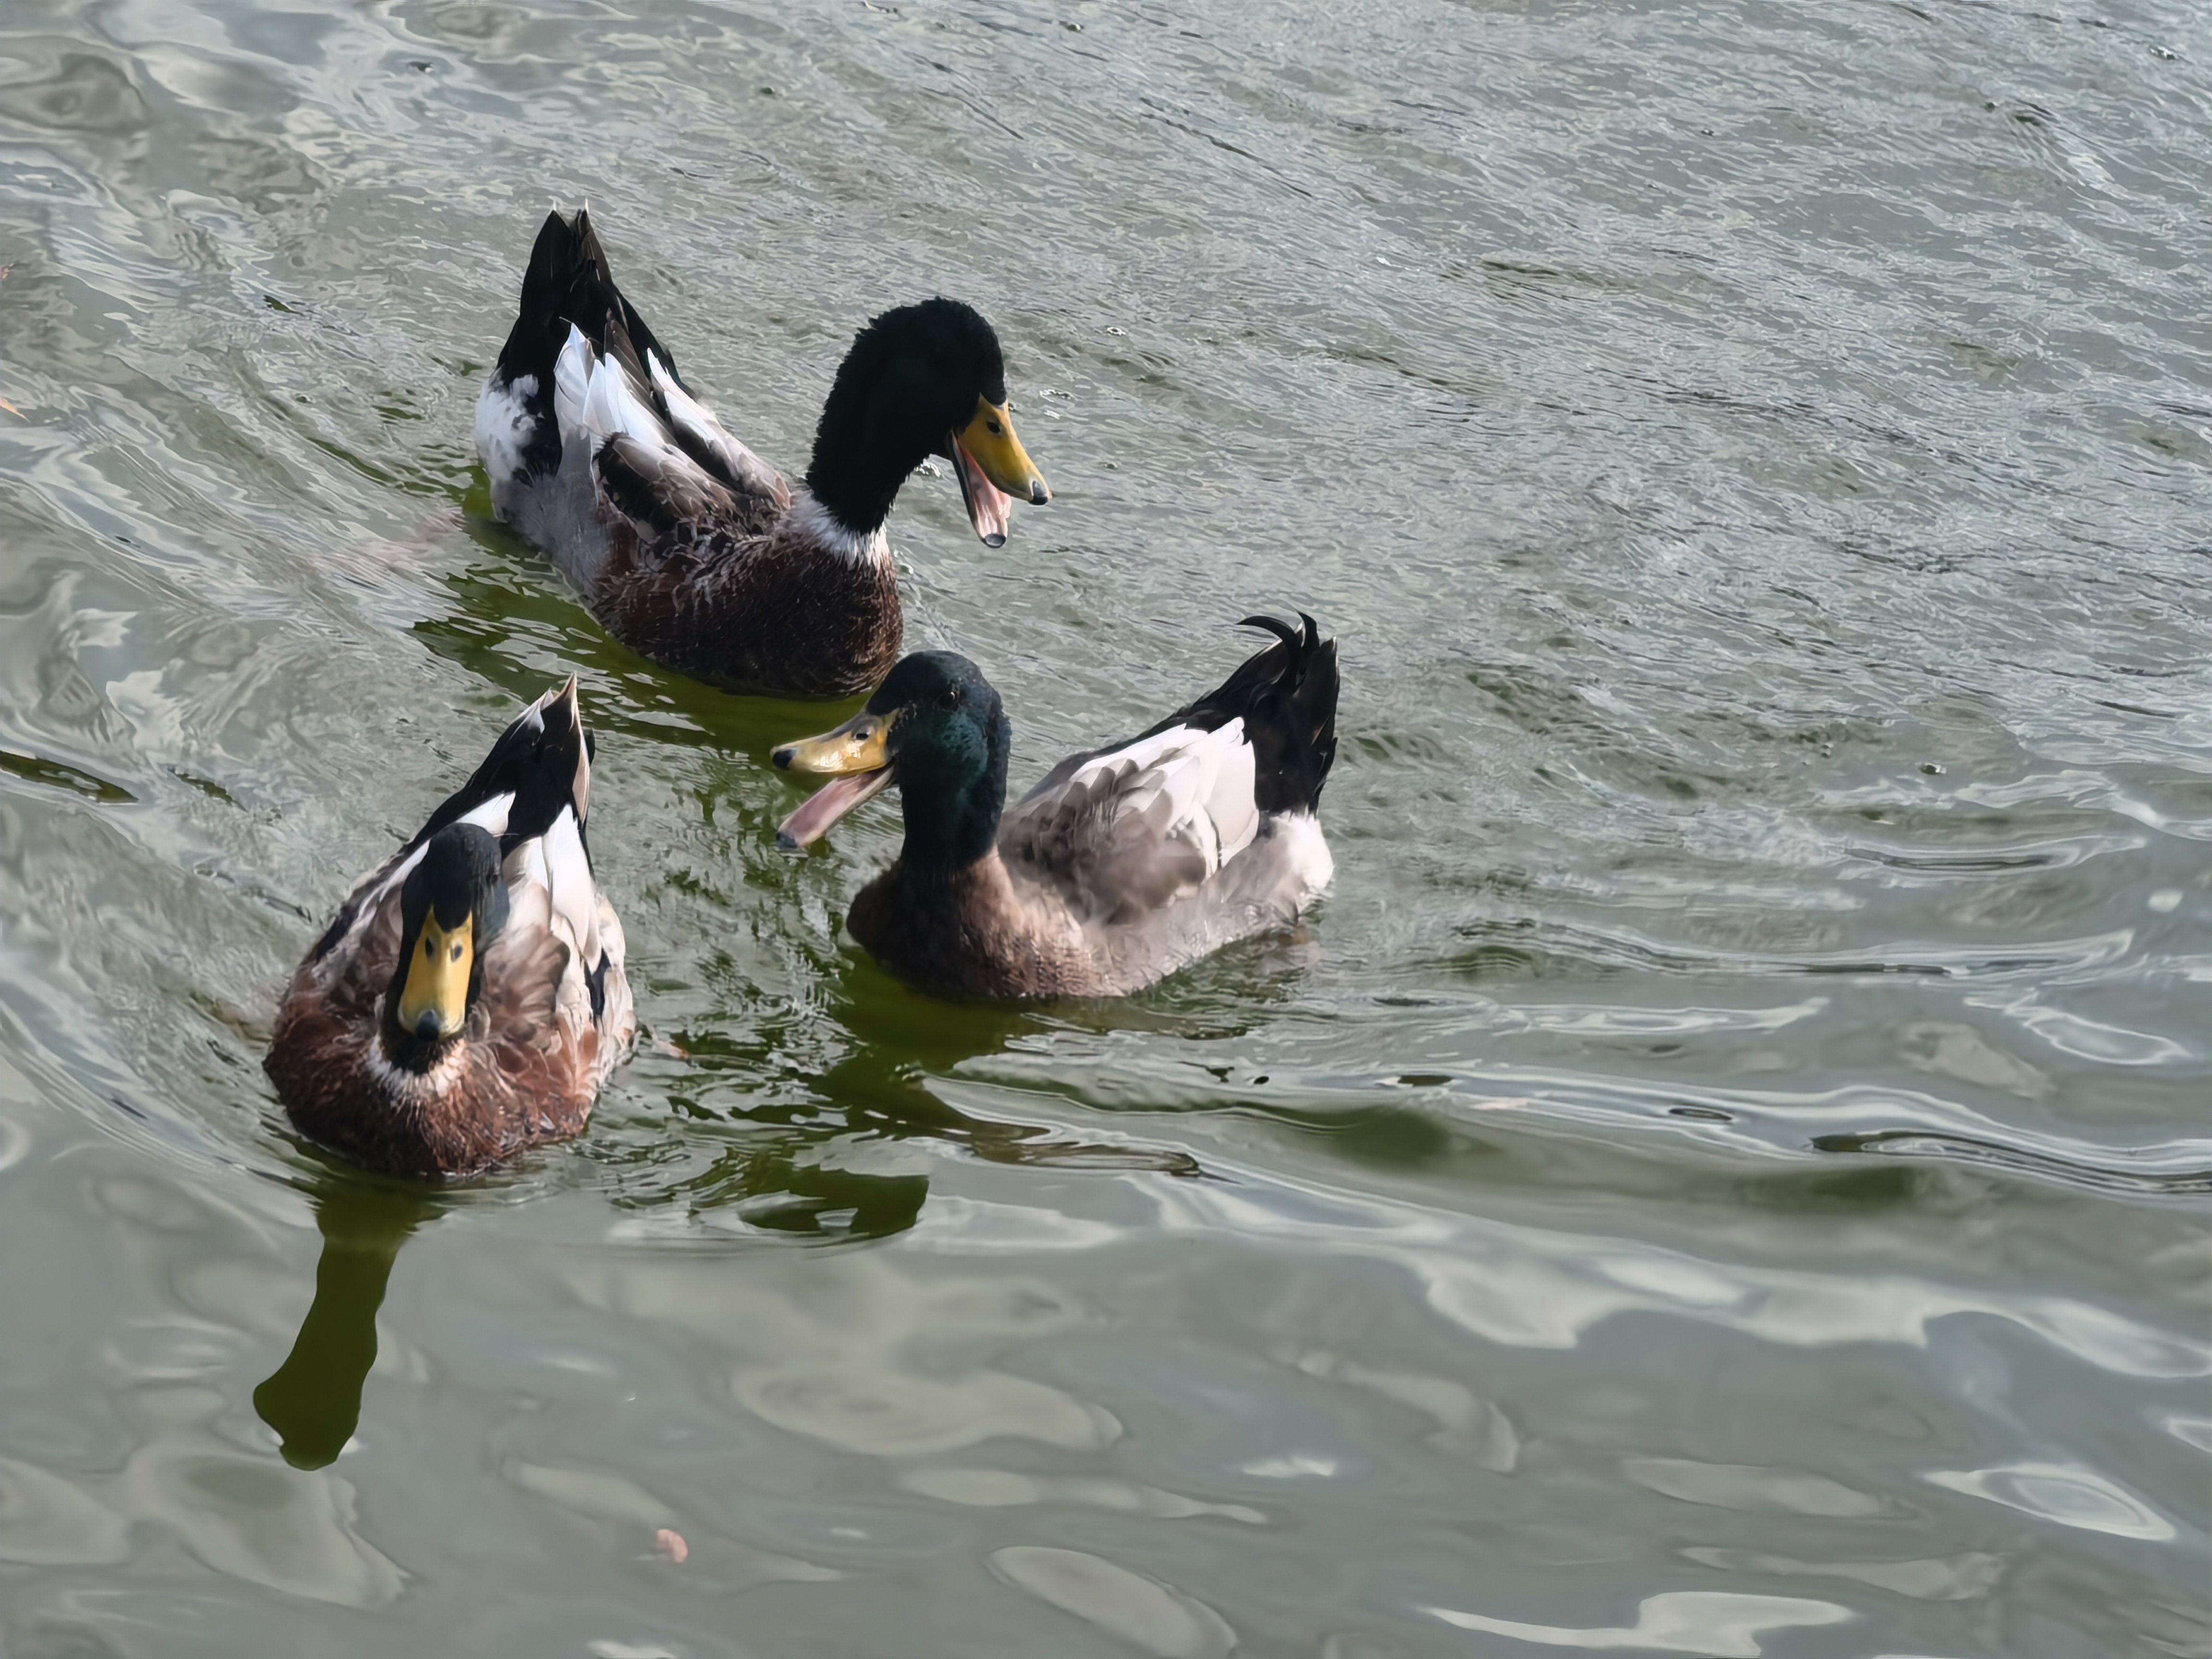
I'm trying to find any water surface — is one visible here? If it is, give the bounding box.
[1,0,2208,1653]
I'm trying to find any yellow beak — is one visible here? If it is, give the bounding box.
[772,708,893,776]
[948,396,1049,548]
[396,912,473,1039]
[954,397,1050,505]
[771,709,898,849]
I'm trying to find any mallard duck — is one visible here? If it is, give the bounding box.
[474,209,1051,699]
[771,616,1339,997]
[265,679,634,1176]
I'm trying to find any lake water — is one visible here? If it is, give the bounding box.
[1,0,2207,1653]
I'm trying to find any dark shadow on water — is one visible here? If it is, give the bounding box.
[253,1170,443,1470]
[625,957,1209,1241]
[416,501,865,757]
[825,964,1207,1178]
[787,943,1327,1204]
[1815,1128,2212,1199]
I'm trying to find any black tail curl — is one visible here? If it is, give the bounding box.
[1139,613,1339,816]
[491,209,685,487]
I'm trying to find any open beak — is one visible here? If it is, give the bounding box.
[396,912,473,1040]
[949,396,1050,549]
[772,709,897,850]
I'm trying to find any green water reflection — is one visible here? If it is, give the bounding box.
[253,1173,439,1471]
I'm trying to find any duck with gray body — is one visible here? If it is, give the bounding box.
[475,208,1051,699]
[773,616,1340,998]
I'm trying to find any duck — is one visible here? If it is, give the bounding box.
[474,208,1051,699]
[265,678,634,1176]
[771,615,1339,998]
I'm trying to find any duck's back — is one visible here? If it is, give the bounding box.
[993,615,1340,994]
[478,208,785,540]
[574,491,902,697]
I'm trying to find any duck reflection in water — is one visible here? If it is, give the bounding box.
[253,1171,442,1471]
[831,974,1211,1178]
[649,966,1208,1239]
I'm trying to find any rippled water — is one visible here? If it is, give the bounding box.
[3,0,2209,1652]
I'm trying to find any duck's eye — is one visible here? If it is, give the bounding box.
[937,685,962,711]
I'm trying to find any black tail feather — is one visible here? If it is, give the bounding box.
[412,684,589,856]
[1141,612,1340,816]
[311,686,590,964]
[494,207,683,398]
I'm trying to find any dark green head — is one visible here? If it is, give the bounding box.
[772,650,1010,877]
[803,299,1049,545]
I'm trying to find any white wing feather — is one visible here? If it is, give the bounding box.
[553,323,595,436]
[577,338,660,447]
[648,350,785,502]
[539,806,601,968]
[553,323,749,526]
[456,791,514,840]
[497,803,617,1042]
[503,839,553,940]
[474,375,538,487]
[1070,717,1260,876]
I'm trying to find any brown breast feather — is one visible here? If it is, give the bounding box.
[266,891,599,1178]
[847,853,1106,999]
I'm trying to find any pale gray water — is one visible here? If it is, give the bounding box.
[1,0,2208,1653]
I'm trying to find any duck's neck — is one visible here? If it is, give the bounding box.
[898,716,1011,880]
[784,491,892,565]
[376,1008,458,1077]
[803,377,929,541]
